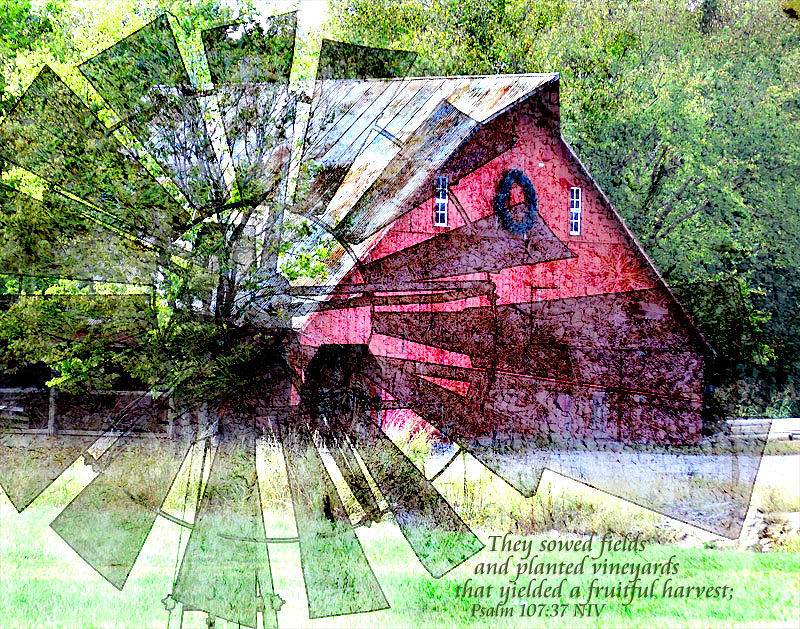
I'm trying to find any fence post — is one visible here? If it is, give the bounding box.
[48,388,56,435]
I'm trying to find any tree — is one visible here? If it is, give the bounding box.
[0,1,333,408]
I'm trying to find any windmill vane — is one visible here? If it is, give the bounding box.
[0,9,767,629]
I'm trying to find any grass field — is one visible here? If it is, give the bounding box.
[1,435,798,629]
[2,494,799,629]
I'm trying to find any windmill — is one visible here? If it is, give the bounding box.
[0,9,768,629]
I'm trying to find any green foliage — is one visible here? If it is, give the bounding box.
[277,218,331,282]
[757,484,800,512]
[0,0,67,113]
[782,1,800,20]
[0,292,154,389]
[331,0,800,416]
[0,1,341,405]
[387,423,433,470]
[0,0,65,54]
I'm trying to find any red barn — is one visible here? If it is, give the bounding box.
[295,72,710,457]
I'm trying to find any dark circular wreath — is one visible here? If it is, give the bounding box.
[493,169,538,235]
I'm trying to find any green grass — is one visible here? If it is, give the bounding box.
[2,496,799,629]
[764,440,800,455]
[1,436,798,628]
[755,485,800,513]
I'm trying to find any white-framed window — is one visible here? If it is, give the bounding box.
[434,176,449,227]
[569,186,582,235]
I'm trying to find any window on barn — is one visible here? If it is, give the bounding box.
[569,186,582,235]
[434,176,449,227]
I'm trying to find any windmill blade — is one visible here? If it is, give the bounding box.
[362,212,574,284]
[317,279,493,311]
[0,66,187,243]
[0,185,157,283]
[372,289,704,394]
[0,293,157,511]
[0,432,98,512]
[0,385,171,512]
[201,13,298,284]
[479,370,760,538]
[316,40,416,81]
[332,100,479,244]
[370,356,551,495]
[173,423,277,629]
[302,344,484,576]
[0,387,98,511]
[542,426,768,539]
[201,13,296,211]
[278,418,388,619]
[327,436,383,524]
[48,398,191,590]
[203,13,296,86]
[50,426,193,588]
[295,77,400,215]
[293,39,416,216]
[344,410,485,577]
[80,15,228,214]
